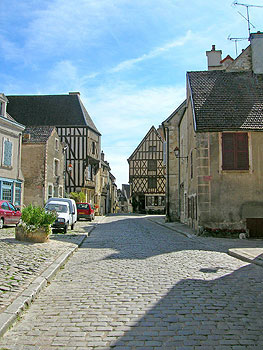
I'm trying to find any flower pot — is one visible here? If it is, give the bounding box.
[15,226,50,243]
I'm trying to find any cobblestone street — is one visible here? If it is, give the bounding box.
[1,215,263,349]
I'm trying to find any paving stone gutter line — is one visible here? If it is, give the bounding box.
[0,217,105,337]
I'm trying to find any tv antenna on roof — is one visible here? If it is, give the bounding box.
[228,35,248,56]
[232,1,263,37]
[228,2,263,56]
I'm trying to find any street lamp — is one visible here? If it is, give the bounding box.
[174,146,188,160]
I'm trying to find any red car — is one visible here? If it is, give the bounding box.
[76,203,95,221]
[0,200,22,229]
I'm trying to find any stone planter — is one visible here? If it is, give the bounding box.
[15,225,50,243]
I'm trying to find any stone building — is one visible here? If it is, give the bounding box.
[163,32,263,237]
[0,93,25,208]
[6,92,101,201]
[21,126,65,206]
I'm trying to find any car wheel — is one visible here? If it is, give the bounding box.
[0,218,4,229]
[63,225,68,234]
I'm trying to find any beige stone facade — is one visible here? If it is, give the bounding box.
[0,94,25,208]
[21,127,65,206]
[163,32,263,236]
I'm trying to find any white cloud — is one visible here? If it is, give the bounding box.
[110,31,193,73]
[82,83,186,187]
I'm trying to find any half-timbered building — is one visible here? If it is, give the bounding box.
[7,92,101,202]
[128,126,165,214]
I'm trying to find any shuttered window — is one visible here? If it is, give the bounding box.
[3,139,13,167]
[222,133,249,170]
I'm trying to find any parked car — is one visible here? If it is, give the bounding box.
[46,197,77,229]
[0,200,22,228]
[77,203,95,221]
[45,201,71,233]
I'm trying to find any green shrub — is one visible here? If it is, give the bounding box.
[21,204,57,232]
[69,191,86,203]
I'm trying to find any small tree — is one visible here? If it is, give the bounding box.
[70,191,86,203]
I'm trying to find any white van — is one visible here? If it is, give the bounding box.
[46,197,77,230]
[45,201,71,233]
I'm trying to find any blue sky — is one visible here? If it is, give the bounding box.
[1,0,263,187]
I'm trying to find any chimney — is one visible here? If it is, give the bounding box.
[69,92,80,95]
[250,31,263,74]
[206,45,222,70]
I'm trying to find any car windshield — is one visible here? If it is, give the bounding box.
[46,204,68,213]
[77,203,90,209]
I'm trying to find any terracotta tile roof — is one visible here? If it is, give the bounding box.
[187,70,263,131]
[6,94,100,134]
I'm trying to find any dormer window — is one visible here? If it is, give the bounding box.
[0,94,8,117]
[0,101,5,117]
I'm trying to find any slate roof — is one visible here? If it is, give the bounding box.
[6,94,100,134]
[23,126,55,143]
[187,70,263,131]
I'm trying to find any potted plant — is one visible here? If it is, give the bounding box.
[15,204,57,243]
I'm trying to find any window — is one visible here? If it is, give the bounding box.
[222,133,249,170]
[149,146,157,152]
[59,186,63,197]
[1,202,9,210]
[55,138,59,151]
[148,177,157,189]
[2,181,12,201]
[14,183,21,206]
[148,160,157,171]
[2,138,13,167]
[92,141,96,155]
[158,196,165,206]
[54,159,59,176]
[8,203,16,211]
[0,101,4,116]
[48,185,53,199]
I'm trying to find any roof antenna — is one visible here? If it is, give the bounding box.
[228,2,263,56]
[228,35,247,56]
[232,1,263,38]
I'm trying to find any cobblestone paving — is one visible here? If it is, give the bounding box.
[0,220,94,313]
[1,215,263,349]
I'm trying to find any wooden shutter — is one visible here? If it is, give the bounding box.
[222,133,249,170]
[222,133,235,170]
[236,133,249,170]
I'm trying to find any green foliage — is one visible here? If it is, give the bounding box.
[70,191,86,203]
[21,204,57,229]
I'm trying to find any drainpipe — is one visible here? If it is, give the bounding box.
[165,126,170,221]
[177,125,181,221]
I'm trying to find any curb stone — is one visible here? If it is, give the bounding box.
[146,217,196,239]
[0,233,88,337]
[228,248,263,267]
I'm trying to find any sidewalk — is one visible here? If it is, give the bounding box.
[147,215,263,267]
[0,216,105,336]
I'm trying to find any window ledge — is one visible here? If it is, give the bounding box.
[1,165,13,169]
[221,169,250,174]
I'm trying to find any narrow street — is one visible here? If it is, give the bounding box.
[1,215,263,349]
